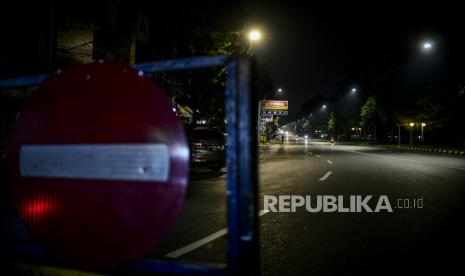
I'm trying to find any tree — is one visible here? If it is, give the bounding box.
[360,96,377,141]
[302,118,311,134]
[327,112,335,134]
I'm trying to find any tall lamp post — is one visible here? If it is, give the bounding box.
[247,30,262,55]
[396,124,401,147]
[409,122,415,146]
[249,29,263,143]
[421,123,426,144]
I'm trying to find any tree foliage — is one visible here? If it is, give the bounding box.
[327,112,335,133]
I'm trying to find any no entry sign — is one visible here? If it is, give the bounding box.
[6,63,189,269]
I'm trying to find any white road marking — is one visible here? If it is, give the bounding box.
[315,155,321,158]
[326,160,333,164]
[259,209,270,216]
[164,229,227,258]
[319,171,332,181]
[165,210,270,258]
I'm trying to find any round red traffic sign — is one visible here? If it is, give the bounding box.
[7,63,189,269]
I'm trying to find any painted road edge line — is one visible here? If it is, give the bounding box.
[326,160,333,164]
[165,210,270,258]
[319,171,332,181]
[315,154,321,158]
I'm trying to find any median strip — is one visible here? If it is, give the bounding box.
[165,210,270,258]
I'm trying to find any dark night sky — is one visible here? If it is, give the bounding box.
[1,0,463,116]
[241,1,464,113]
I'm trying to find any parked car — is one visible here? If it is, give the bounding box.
[187,127,226,171]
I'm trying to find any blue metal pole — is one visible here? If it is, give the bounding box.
[133,56,229,73]
[0,74,48,88]
[225,60,239,266]
[225,57,259,275]
[0,56,230,88]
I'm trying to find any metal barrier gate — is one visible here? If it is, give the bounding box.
[0,56,259,275]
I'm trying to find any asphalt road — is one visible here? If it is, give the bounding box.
[149,139,465,275]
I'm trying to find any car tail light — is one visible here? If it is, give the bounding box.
[192,142,204,149]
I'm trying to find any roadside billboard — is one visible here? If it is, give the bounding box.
[261,100,288,111]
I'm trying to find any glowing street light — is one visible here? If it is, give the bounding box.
[322,104,327,110]
[422,40,433,52]
[351,88,357,93]
[277,88,283,93]
[248,30,261,42]
[247,29,263,56]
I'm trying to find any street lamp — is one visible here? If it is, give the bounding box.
[421,40,433,52]
[275,88,284,99]
[247,29,262,55]
[322,104,327,110]
[409,122,415,146]
[351,88,357,93]
[421,123,426,144]
[250,29,264,144]
[248,30,261,42]
[423,42,432,49]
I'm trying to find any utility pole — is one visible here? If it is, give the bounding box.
[421,123,426,144]
[409,122,414,146]
[257,101,261,144]
[397,124,401,147]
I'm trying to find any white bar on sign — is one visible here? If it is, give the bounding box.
[20,144,170,182]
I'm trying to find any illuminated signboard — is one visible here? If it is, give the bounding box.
[261,100,288,111]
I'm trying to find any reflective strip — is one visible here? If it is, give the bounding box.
[20,144,170,182]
